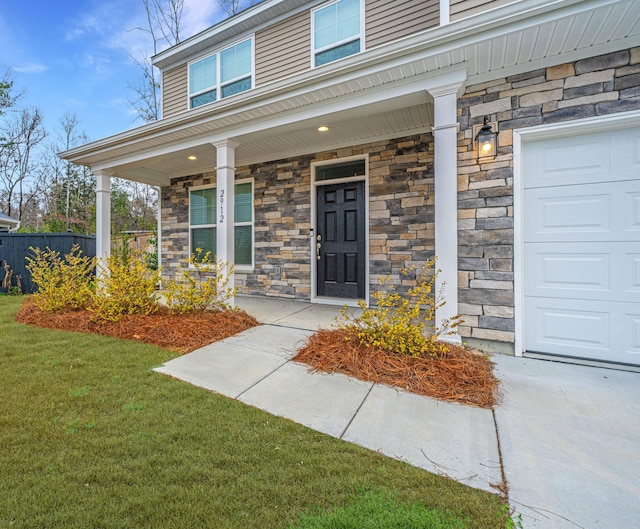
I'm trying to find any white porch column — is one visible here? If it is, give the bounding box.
[212,139,239,306]
[94,170,111,265]
[154,186,162,271]
[428,81,464,343]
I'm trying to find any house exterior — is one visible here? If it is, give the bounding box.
[61,0,640,367]
[0,212,20,232]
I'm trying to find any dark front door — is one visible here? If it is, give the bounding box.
[316,180,365,299]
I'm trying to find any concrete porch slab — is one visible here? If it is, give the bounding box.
[217,324,311,359]
[239,361,372,438]
[341,384,502,493]
[236,295,354,330]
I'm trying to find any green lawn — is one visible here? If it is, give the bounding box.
[0,296,508,529]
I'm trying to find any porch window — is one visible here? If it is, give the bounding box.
[189,181,253,266]
[188,38,253,109]
[313,0,361,67]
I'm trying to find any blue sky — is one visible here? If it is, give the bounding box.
[0,0,225,143]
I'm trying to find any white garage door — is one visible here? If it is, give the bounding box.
[524,124,640,366]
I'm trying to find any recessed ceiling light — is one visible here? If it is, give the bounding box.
[317,125,330,132]
[187,155,197,160]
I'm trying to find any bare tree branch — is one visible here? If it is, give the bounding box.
[128,0,184,123]
[0,108,47,221]
[219,0,260,17]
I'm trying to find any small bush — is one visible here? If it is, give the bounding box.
[90,251,160,322]
[340,258,462,357]
[164,249,236,314]
[26,246,95,311]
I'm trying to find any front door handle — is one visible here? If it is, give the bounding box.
[316,241,321,260]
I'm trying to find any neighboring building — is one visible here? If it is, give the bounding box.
[0,212,20,232]
[60,0,640,367]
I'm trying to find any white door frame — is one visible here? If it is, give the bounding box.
[513,109,640,357]
[310,154,370,307]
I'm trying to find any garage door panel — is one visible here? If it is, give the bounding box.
[525,135,611,188]
[631,255,640,294]
[525,298,639,364]
[525,128,639,189]
[526,298,610,353]
[622,312,640,360]
[525,181,640,242]
[628,192,640,233]
[526,192,610,240]
[525,242,640,302]
[525,248,609,296]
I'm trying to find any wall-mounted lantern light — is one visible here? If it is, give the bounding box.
[475,117,497,160]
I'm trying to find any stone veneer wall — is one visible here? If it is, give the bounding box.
[161,133,435,299]
[457,47,640,349]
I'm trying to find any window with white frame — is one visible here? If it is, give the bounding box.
[188,38,253,109]
[313,0,361,67]
[189,181,253,266]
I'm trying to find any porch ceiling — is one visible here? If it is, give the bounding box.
[60,0,640,187]
[107,93,433,186]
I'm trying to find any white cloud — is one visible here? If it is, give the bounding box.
[61,0,225,75]
[64,13,104,41]
[13,62,48,74]
[109,0,224,60]
[79,53,113,77]
[182,0,224,39]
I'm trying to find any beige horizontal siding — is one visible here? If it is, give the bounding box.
[162,64,188,118]
[255,10,310,87]
[366,0,439,49]
[450,0,515,21]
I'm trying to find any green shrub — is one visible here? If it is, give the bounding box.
[340,258,462,357]
[164,249,236,314]
[90,251,160,322]
[25,245,95,311]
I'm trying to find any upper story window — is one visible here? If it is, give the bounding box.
[188,37,253,109]
[312,0,361,67]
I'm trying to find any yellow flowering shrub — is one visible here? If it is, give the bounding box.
[26,245,96,312]
[90,251,161,322]
[340,258,462,357]
[163,249,236,314]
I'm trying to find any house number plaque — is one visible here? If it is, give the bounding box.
[219,189,225,223]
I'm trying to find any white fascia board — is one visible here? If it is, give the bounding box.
[468,32,640,86]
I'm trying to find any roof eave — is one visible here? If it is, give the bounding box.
[60,0,624,165]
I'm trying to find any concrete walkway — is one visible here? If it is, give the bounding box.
[155,297,640,529]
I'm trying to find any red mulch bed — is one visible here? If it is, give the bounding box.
[16,297,258,354]
[294,328,499,408]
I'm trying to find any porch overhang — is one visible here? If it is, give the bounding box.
[59,0,640,184]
